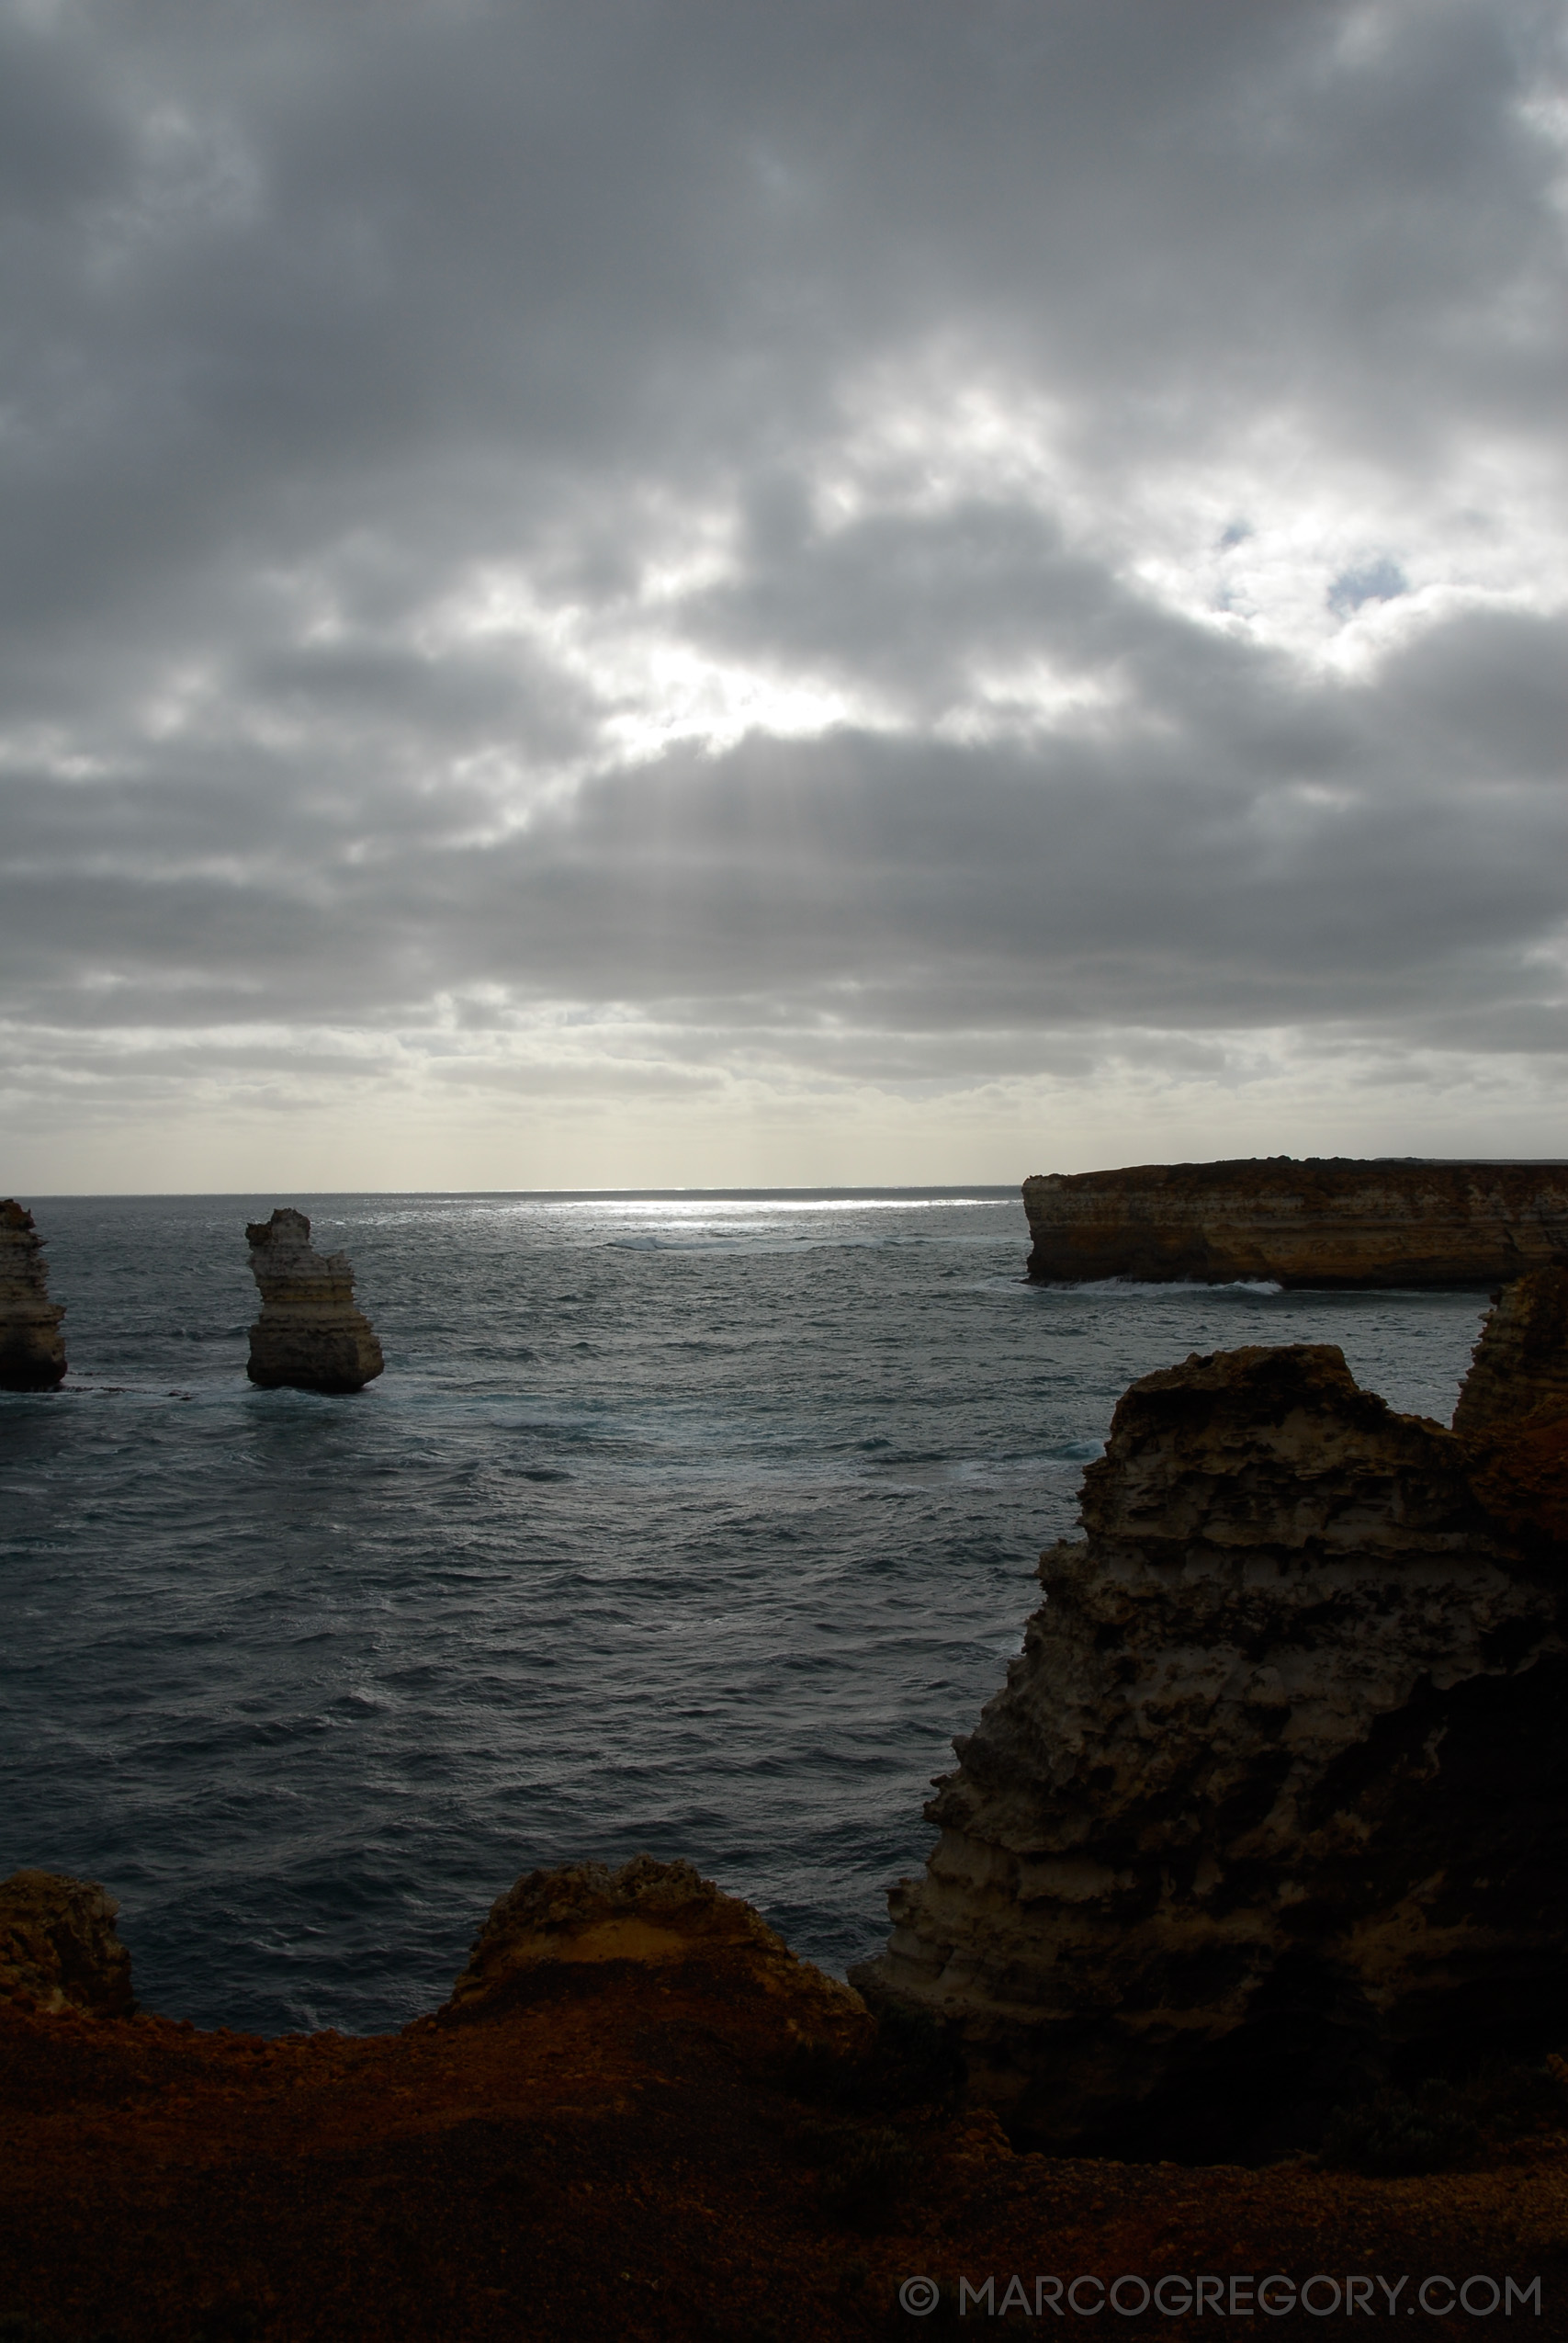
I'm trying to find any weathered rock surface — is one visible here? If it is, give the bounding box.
[14,1861,1536,2343]
[245,1206,384,1392]
[0,1200,67,1391]
[0,1870,134,2017]
[445,1854,868,2043]
[856,1340,1568,2157]
[1023,1157,1568,1288]
[1453,1262,1568,1439]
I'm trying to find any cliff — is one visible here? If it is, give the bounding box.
[4,1857,1561,2342]
[856,1314,1568,2158]
[245,1206,384,1392]
[0,1199,67,1390]
[1022,1156,1568,1287]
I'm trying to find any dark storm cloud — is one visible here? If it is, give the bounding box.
[2,0,1565,1139]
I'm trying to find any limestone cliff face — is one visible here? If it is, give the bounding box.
[1023,1158,1568,1288]
[0,1871,133,2017]
[857,1341,1568,2156]
[0,1201,67,1391]
[246,1208,384,1393]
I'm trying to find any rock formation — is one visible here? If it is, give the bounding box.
[1023,1157,1568,1287]
[444,1854,869,2043]
[856,1328,1568,2158]
[1452,1262,1568,1438]
[0,1200,67,1390]
[1455,1262,1568,1558]
[245,1207,384,1392]
[0,1870,134,2017]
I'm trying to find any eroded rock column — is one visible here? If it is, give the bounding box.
[0,1200,67,1391]
[245,1208,384,1393]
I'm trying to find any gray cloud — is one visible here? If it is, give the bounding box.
[2,0,1565,1178]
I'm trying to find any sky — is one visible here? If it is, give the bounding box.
[2,0,1566,1194]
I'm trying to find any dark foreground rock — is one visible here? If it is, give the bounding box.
[0,1200,66,1391]
[5,1859,1562,2342]
[245,1206,384,1392]
[856,1319,1568,2160]
[1023,1157,1568,1287]
[0,1870,133,2018]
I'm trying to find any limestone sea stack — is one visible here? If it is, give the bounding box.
[1023,1157,1568,1287]
[245,1207,384,1393]
[855,1314,1568,2158]
[0,1200,67,1391]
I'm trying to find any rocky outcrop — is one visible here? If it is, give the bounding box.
[445,1854,869,2043]
[1455,1264,1568,1557]
[856,1339,1568,2157]
[0,1871,134,2017]
[245,1207,384,1392]
[1453,1262,1568,1438]
[1023,1158,1568,1287]
[0,1200,67,1390]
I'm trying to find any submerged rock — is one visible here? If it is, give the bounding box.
[245,1207,384,1393]
[0,1200,67,1391]
[855,1337,1568,2158]
[0,1870,134,2017]
[1022,1157,1568,1287]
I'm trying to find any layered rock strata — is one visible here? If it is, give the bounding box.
[0,1200,67,1390]
[245,1207,384,1392]
[857,1337,1568,2156]
[0,1870,134,2017]
[1023,1158,1568,1287]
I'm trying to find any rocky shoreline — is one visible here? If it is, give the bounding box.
[6,1257,1568,2337]
[4,1855,1563,2342]
[1023,1158,1568,1287]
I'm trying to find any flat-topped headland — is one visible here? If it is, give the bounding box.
[1024,1156,1568,1287]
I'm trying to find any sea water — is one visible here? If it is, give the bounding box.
[0,1190,1488,2035]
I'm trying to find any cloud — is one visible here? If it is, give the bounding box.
[1,0,1565,1185]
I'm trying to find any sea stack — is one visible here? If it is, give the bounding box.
[0,1200,67,1391]
[245,1208,384,1393]
[1022,1157,1568,1287]
[855,1312,1568,2158]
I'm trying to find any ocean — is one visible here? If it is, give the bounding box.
[1,1189,1488,2035]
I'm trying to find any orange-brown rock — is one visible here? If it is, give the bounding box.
[0,1199,67,1390]
[446,1854,869,2044]
[245,1205,384,1392]
[858,1342,1568,2158]
[3,1860,1562,2342]
[1023,1157,1568,1287]
[0,1870,133,2018]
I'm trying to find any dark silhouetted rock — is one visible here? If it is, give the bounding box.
[0,1200,67,1391]
[855,1341,1568,2157]
[1022,1158,1568,1287]
[245,1207,383,1393]
[1452,1261,1568,1439]
[0,1870,134,2016]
